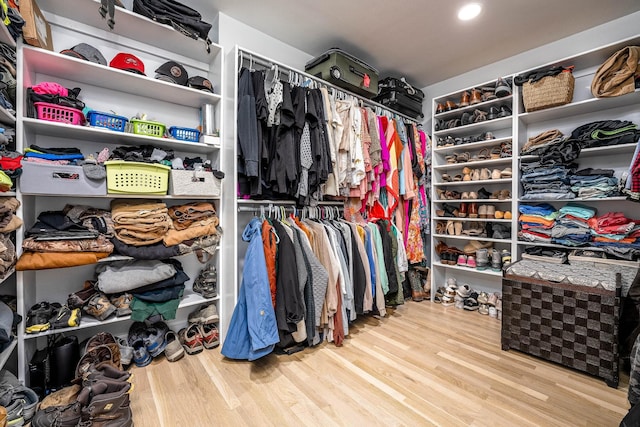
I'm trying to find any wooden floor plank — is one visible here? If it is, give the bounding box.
[129,301,630,426]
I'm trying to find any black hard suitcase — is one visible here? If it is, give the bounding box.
[377,77,425,100]
[305,48,379,98]
[374,77,424,118]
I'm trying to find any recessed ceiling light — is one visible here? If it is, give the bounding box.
[458,3,482,21]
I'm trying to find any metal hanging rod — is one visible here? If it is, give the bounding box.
[237,46,420,124]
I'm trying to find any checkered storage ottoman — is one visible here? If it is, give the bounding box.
[501,272,621,387]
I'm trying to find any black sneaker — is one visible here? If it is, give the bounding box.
[25,302,55,334]
[51,304,81,329]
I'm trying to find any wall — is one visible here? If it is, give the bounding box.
[216,13,313,69]
[421,10,640,124]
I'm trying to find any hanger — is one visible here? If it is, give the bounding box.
[260,205,265,220]
[238,51,244,73]
[248,54,255,72]
[271,64,279,84]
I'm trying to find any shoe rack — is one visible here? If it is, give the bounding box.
[430,77,517,297]
[14,0,227,383]
[514,35,640,260]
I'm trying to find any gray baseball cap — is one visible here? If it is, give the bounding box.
[60,43,107,66]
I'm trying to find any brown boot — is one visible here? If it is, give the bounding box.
[80,379,133,427]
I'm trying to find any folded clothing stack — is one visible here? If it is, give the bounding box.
[520,161,575,201]
[111,199,172,246]
[569,168,620,199]
[518,203,558,243]
[16,206,114,270]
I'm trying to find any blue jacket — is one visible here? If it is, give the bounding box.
[221,218,279,360]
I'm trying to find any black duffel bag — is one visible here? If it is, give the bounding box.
[133,0,213,51]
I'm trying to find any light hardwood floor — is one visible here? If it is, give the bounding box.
[129,301,630,426]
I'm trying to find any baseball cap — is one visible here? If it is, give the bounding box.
[60,43,107,66]
[155,61,188,86]
[109,53,146,75]
[187,76,214,93]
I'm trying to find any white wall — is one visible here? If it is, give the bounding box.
[421,10,640,124]
[216,13,313,69]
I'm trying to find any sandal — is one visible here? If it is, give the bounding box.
[478,148,490,160]
[445,154,457,164]
[442,173,452,182]
[490,146,501,159]
[193,263,218,298]
[453,174,463,182]
[456,152,470,163]
[472,109,487,123]
[500,168,512,178]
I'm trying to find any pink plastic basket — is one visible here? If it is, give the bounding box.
[34,102,85,125]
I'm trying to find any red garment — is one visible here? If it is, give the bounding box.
[333,277,344,347]
[261,220,278,308]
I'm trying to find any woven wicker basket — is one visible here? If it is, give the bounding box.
[522,71,575,112]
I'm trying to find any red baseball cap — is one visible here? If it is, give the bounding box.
[109,52,146,75]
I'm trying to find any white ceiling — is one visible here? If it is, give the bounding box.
[195,0,640,88]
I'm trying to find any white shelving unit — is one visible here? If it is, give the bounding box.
[431,77,516,297]
[514,35,640,260]
[14,1,226,383]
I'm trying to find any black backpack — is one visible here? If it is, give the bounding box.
[132,0,213,52]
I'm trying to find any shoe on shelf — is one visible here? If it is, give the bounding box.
[109,293,132,317]
[164,330,185,362]
[501,250,512,267]
[436,103,446,114]
[84,293,117,321]
[188,303,220,324]
[464,297,479,311]
[504,211,512,219]
[457,254,468,266]
[461,111,473,126]
[495,77,512,97]
[193,263,218,299]
[487,106,500,120]
[491,249,503,272]
[25,301,55,334]
[456,284,471,298]
[466,255,477,269]
[51,304,81,329]
[445,100,458,111]
[477,187,491,199]
[476,248,489,270]
[459,91,471,107]
[498,105,512,118]
[67,283,98,310]
[469,88,482,105]
[179,324,204,355]
[199,323,220,349]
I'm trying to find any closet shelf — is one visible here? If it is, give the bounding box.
[434,95,513,120]
[516,240,604,251]
[517,196,627,202]
[237,199,344,206]
[519,142,637,162]
[1,192,15,197]
[22,118,218,154]
[20,192,220,200]
[23,47,222,109]
[433,217,512,223]
[432,234,511,243]
[518,89,640,124]
[23,291,220,340]
[37,0,219,62]
[434,157,512,170]
[0,105,15,126]
[433,116,512,137]
[435,178,512,186]
[433,262,503,277]
[433,136,512,154]
[0,339,16,371]
[435,198,512,203]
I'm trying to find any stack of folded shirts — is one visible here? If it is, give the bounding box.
[521,246,569,264]
[96,259,189,322]
[520,129,565,155]
[570,120,640,149]
[23,145,84,165]
[569,168,619,198]
[588,212,637,244]
[520,161,575,200]
[551,203,596,246]
[518,203,558,243]
[16,207,114,270]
